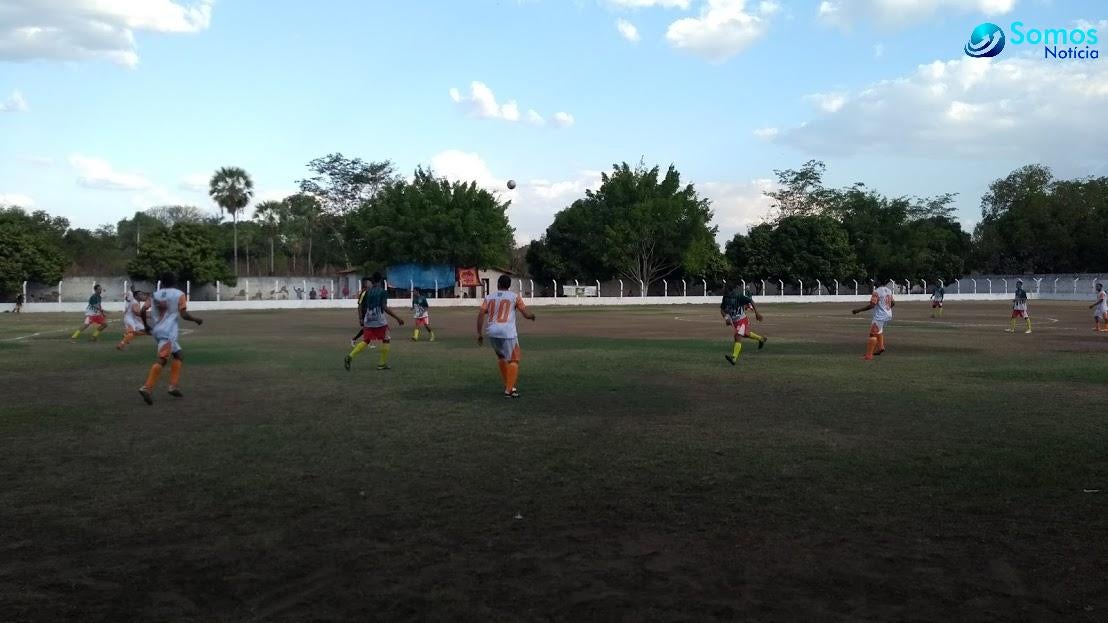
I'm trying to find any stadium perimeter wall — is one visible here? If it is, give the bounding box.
[16,293,1031,314]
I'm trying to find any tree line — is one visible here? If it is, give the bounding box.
[2,157,1105,298]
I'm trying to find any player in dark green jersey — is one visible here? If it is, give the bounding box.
[345,273,404,370]
[71,284,109,342]
[411,288,435,342]
[720,286,767,365]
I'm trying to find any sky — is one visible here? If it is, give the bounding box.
[1,0,1106,246]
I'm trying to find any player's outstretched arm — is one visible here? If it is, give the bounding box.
[181,310,203,326]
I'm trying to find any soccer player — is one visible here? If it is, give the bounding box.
[351,276,371,347]
[13,292,24,313]
[70,284,109,342]
[411,287,436,342]
[930,283,945,318]
[1007,279,1032,334]
[117,289,150,350]
[720,285,767,365]
[852,279,894,361]
[345,273,404,371]
[138,275,203,405]
[1090,282,1107,333]
[477,274,536,398]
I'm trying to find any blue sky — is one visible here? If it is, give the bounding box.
[1,0,1106,244]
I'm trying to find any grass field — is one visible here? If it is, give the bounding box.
[2,301,1107,621]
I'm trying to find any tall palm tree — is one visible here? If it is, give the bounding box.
[254,200,287,276]
[286,193,323,276]
[209,166,254,275]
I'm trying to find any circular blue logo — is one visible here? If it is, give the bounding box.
[965,23,1006,58]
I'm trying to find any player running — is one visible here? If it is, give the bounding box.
[1090,282,1107,333]
[720,285,767,365]
[477,275,536,398]
[1007,279,1032,334]
[70,284,109,342]
[930,283,945,318]
[117,289,150,350]
[411,287,436,342]
[138,275,203,405]
[853,279,894,361]
[345,273,404,371]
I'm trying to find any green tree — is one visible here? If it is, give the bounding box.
[116,211,168,253]
[286,193,323,275]
[254,200,287,275]
[527,162,721,288]
[127,222,235,287]
[347,167,514,268]
[208,166,254,275]
[0,207,68,296]
[298,153,397,267]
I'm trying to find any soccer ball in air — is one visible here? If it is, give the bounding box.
[507,180,517,190]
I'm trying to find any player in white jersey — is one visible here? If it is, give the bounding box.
[1007,279,1032,334]
[138,274,203,405]
[1090,282,1108,333]
[117,289,150,351]
[477,275,536,398]
[852,279,895,361]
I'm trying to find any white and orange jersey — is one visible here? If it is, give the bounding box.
[871,286,894,322]
[123,297,149,331]
[482,290,528,339]
[150,288,188,342]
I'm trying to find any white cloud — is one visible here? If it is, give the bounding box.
[0,90,28,112]
[817,0,1015,27]
[665,0,775,62]
[0,0,214,67]
[616,18,641,42]
[758,1,781,16]
[552,112,575,128]
[777,56,1108,162]
[606,0,691,8]
[430,150,503,189]
[449,81,572,128]
[752,126,778,140]
[873,43,884,58]
[69,154,151,190]
[702,178,776,244]
[806,91,848,113]
[1074,19,1108,31]
[0,192,35,207]
[179,173,209,192]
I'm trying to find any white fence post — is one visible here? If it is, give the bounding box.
[798,279,804,296]
[619,279,624,298]
[682,279,687,297]
[761,280,766,295]
[22,280,27,303]
[663,280,668,297]
[972,279,977,294]
[186,281,191,299]
[904,279,911,294]
[330,280,334,299]
[1053,277,1059,294]
[410,279,414,295]
[529,279,534,299]
[955,279,960,294]
[853,280,858,295]
[702,279,707,297]
[302,280,306,299]
[985,279,992,294]
[640,280,645,298]
[1073,278,1079,294]
[817,279,822,295]
[57,280,62,303]
[553,280,558,298]
[216,281,221,301]
[274,280,278,300]
[921,279,926,294]
[778,280,784,296]
[245,279,249,299]
[156,280,162,292]
[741,279,746,293]
[835,280,840,295]
[596,280,601,297]
[1035,278,1042,294]
[1001,278,1007,293]
[434,278,439,297]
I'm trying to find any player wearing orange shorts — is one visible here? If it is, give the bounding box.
[139,274,203,405]
[117,289,150,350]
[477,275,536,398]
[853,280,894,361]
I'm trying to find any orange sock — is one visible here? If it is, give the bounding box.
[169,359,182,387]
[144,363,163,390]
[505,362,520,391]
[865,337,877,358]
[876,334,885,351]
[497,359,508,385]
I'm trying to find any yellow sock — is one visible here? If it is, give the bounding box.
[939,308,944,318]
[71,329,82,339]
[1026,318,1032,331]
[349,341,368,359]
[413,329,420,340]
[731,341,742,359]
[1010,318,1016,331]
[92,328,102,338]
[748,331,764,342]
[379,343,390,366]
[429,330,435,340]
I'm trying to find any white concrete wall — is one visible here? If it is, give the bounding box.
[18,292,1022,313]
